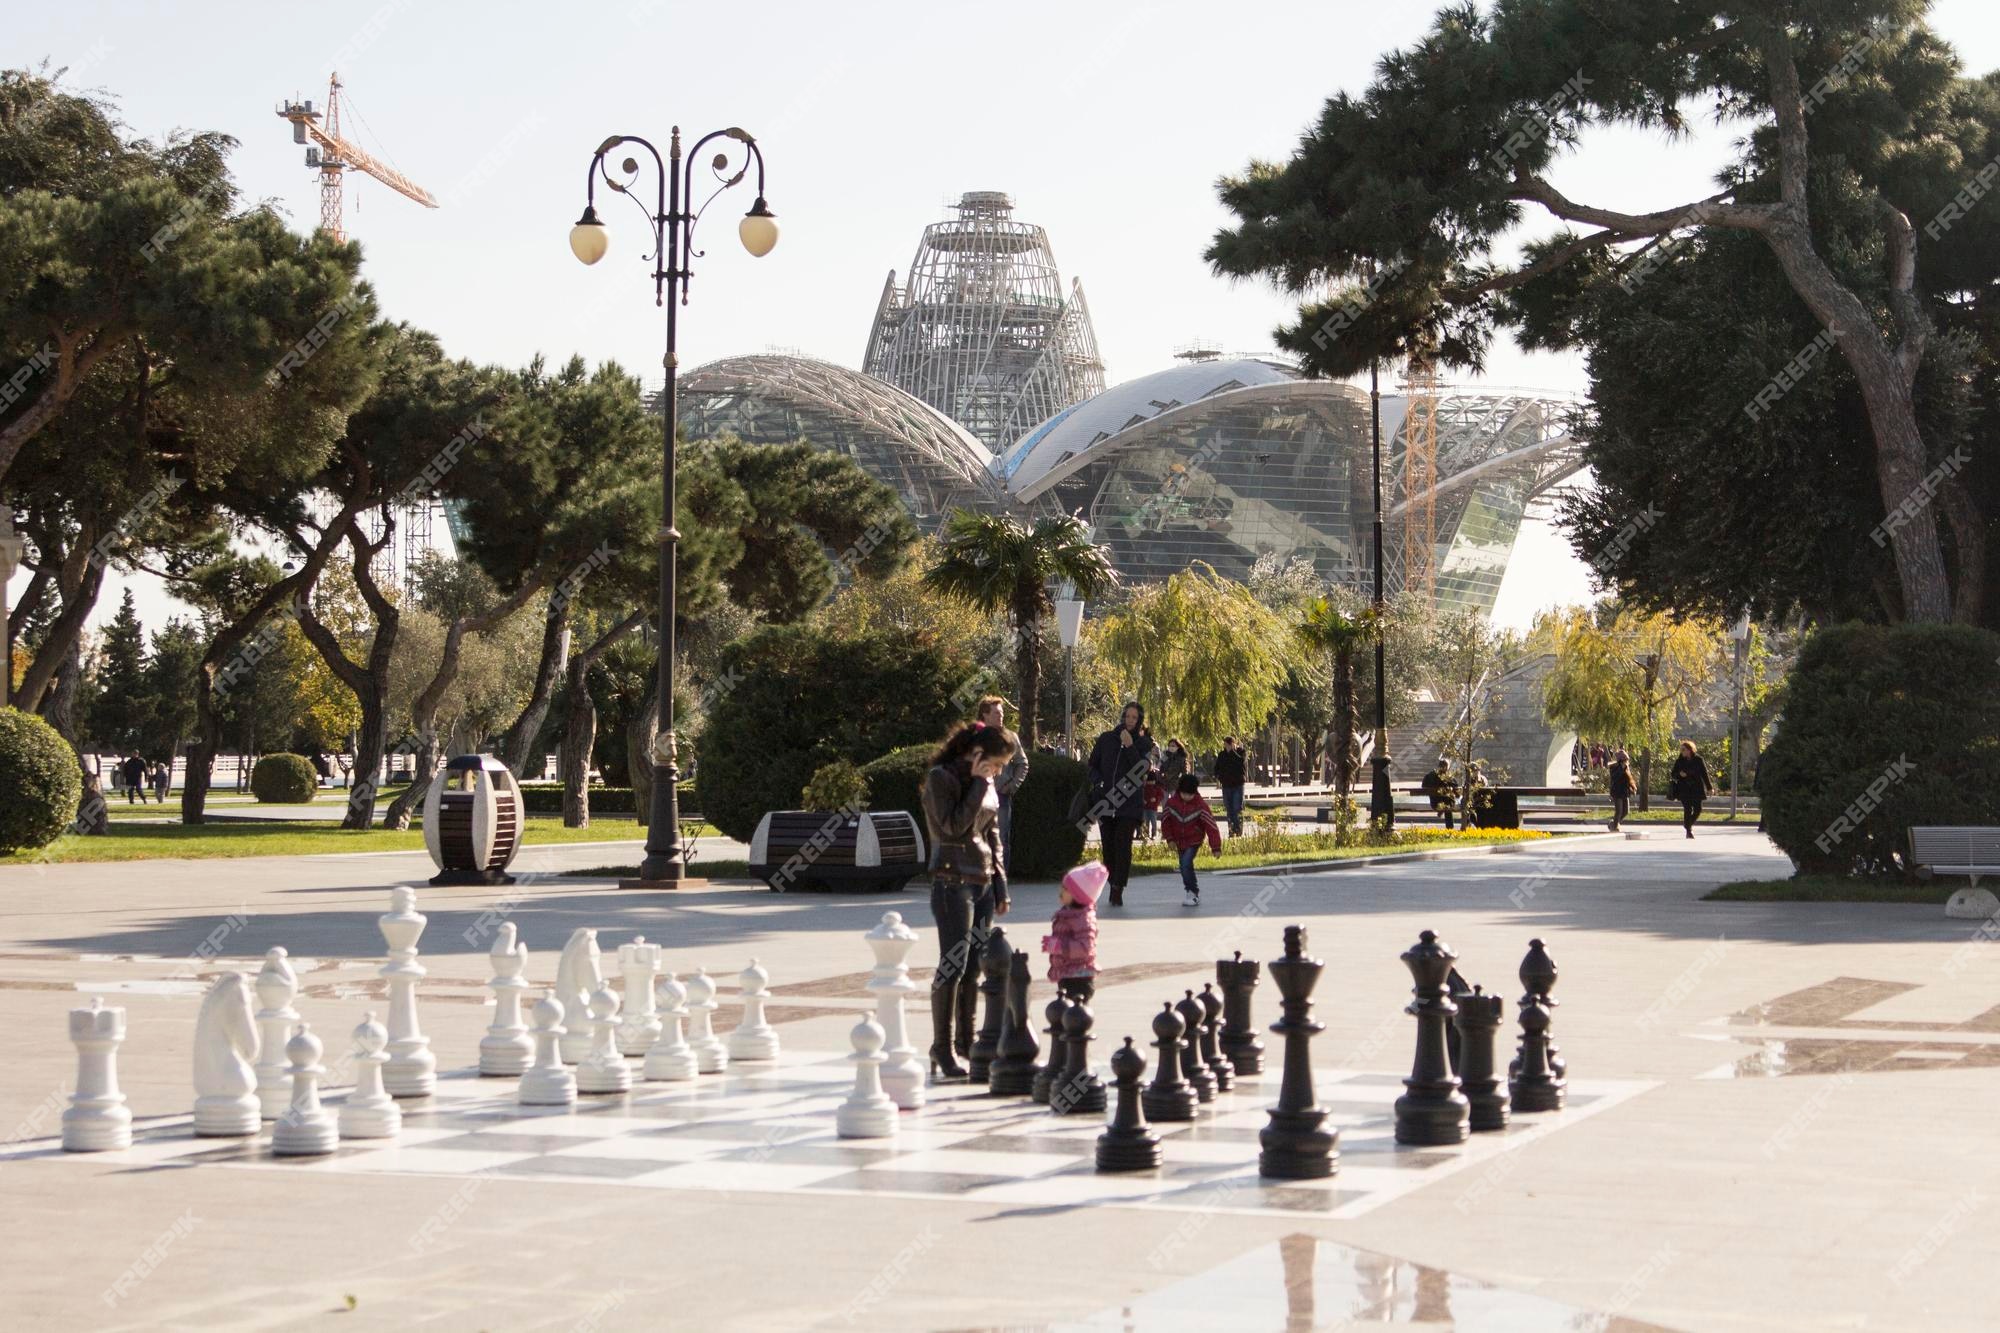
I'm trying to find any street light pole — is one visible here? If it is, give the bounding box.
[570,127,778,888]
[1367,354,1394,828]
[0,504,21,709]
[1056,589,1084,757]
[1728,613,1749,821]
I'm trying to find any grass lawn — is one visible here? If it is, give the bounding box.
[2,814,704,865]
[1703,875,1958,904]
[1127,826,1561,874]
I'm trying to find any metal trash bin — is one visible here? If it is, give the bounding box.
[423,755,524,886]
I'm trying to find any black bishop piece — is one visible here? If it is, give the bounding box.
[1510,939,1566,1111]
[1258,925,1338,1180]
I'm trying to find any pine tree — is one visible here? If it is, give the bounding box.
[88,591,148,751]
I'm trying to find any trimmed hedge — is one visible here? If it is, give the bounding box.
[859,744,1089,882]
[0,708,82,852]
[250,753,318,804]
[521,784,639,815]
[1760,623,2000,876]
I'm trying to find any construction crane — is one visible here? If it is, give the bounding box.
[276,73,437,243]
[1398,349,1441,605]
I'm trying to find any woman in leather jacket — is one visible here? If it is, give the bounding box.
[919,722,1015,1079]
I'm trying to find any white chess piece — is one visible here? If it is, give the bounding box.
[479,922,534,1076]
[727,957,781,1063]
[519,991,578,1107]
[272,1024,338,1156]
[192,972,261,1136]
[62,997,132,1152]
[253,946,300,1119]
[683,968,728,1074]
[836,1014,898,1140]
[554,928,603,1065]
[338,1011,402,1140]
[616,936,664,1056]
[866,912,925,1110]
[642,972,698,1082]
[379,887,436,1098]
[576,984,633,1095]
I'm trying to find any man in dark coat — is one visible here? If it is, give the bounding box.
[1212,736,1247,837]
[119,752,147,805]
[1087,702,1156,908]
[1607,747,1634,831]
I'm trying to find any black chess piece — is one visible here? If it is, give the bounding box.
[1518,938,1566,1081]
[1217,951,1265,1074]
[990,950,1040,1096]
[1510,989,1566,1112]
[1050,999,1107,1115]
[1394,930,1471,1146]
[1031,993,1069,1105]
[1452,985,1508,1131]
[1258,925,1338,1180]
[1175,991,1216,1103]
[1444,966,1473,1075]
[1096,1037,1163,1172]
[1197,983,1233,1093]
[968,925,1010,1083]
[1141,1001,1197,1123]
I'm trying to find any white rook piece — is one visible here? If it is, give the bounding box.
[272,1023,338,1156]
[866,912,925,1110]
[62,997,132,1152]
[642,973,698,1082]
[519,991,578,1107]
[836,1014,898,1140]
[616,936,664,1056]
[684,968,728,1074]
[727,958,780,1063]
[554,928,603,1065]
[253,946,300,1119]
[379,887,436,1098]
[480,922,534,1076]
[192,972,261,1136]
[576,985,633,1095]
[338,1012,401,1140]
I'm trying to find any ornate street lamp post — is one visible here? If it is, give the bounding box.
[569,127,778,887]
[1367,354,1394,828]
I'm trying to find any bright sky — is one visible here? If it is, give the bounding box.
[13,0,1999,635]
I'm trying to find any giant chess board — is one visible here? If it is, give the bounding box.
[2,1051,1654,1220]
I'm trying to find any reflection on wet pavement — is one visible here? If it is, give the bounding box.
[1711,976,2000,1077]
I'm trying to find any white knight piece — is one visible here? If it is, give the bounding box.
[192,972,261,1136]
[554,928,603,1066]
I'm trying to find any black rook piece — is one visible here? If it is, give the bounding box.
[1050,999,1107,1115]
[1394,930,1471,1146]
[1096,1037,1164,1172]
[1258,925,1338,1180]
[1197,983,1233,1093]
[1518,938,1566,1081]
[968,926,1010,1083]
[1031,993,1069,1105]
[1175,991,1216,1103]
[989,950,1040,1096]
[1452,985,1508,1131]
[1141,1001,1197,1123]
[1443,966,1472,1075]
[1217,951,1265,1074]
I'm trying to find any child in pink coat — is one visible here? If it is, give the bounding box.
[1043,861,1104,1003]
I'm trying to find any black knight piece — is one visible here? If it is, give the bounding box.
[1258,925,1338,1180]
[1049,999,1107,1115]
[1217,951,1265,1074]
[1197,983,1233,1093]
[1444,966,1472,1075]
[989,949,1040,1096]
[1394,930,1471,1146]
[1452,984,1509,1131]
[1141,1001,1197,1123]
[1175,991,1216,1103]
[968,926,1011,1083]
[1031,993,1069,1105]
[1096,1037,1163,1172]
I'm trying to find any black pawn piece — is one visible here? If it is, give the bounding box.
[1096,1037,1163,1172]
[1444,966,1473,1075]
[1518,938,1566,1081]
[1141,1001,1197,1123]
[1031,993,1069,1105]
[989,950,1040,1096]
[1049,999,1107,1115]
[1394,930,1471,1146]
[1197,983,1233,1093]
[968,926,1010,1083]
[1510,991,1566,1112]
[1452,985,1509,1131]
[1258,925,1338,1180]
[1217,951,1265,1075]
[1175,991,1216,1103]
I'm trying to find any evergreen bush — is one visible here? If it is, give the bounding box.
[250,753,318,804]
[0,708,83,853]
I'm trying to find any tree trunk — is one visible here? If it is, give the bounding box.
[295,519,400,831]
[627,677,659,828]
[1331,650,1357,799]
[15,535,104,713]
[1014,598,1043,754]
[559,670,596,830]
[39,636,83,745]
[380,728,436,831]
[343,691,389,829]
[501,601,569,778]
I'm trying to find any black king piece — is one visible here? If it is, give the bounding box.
[1394,929,1471,1146]
[1258,925,1338,1180]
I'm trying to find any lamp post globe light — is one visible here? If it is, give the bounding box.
[569,126,777,888]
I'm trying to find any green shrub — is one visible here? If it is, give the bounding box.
[0,708,82,852]
[250,753,318,804]
[803,759,868,811]
[519,784,640,815]
[1761,623,2000,875]
[859,744,930,829]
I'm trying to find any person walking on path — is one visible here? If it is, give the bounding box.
[1161,774,1223,908]
[1607,748,1634,831]
[1161,739,1188,785]
[119,752,147,805]
[1669,740,1713,839]
[1042,862,1104,1004]
[1212,736,1247,838]
[1419,758,1458,829]
[1140,766,1165,842]
[1087,702,1156,908]
[149,759,170,804]
[919,722,1015,1080]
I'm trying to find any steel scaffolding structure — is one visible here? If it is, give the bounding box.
[862,191,1105,452]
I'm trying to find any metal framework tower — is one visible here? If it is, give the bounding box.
[863,191,1105,452]
[1398,354,1441,604]
[277,73,439,244]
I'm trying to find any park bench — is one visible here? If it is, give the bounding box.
[1396,785,1585,830]
[1911,826,2000,919]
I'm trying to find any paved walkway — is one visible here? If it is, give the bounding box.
[0,828,1990,1331]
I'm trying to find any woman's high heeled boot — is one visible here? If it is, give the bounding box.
[929,985,967,1079]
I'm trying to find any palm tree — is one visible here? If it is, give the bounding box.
[923,510,1118,752]
[1297,595,1377,800]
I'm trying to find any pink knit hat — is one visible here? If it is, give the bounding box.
[1062,861,1109,907]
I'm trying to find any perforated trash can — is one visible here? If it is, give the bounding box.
[423,755,524,886]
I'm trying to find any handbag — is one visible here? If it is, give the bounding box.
[1066,784,1095,825]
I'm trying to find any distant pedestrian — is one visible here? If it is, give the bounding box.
[1670,740,1713,839]
[1042,861,1103,1003]
[1607,747,1633,831]
[1140,767,1165,842]
[1161,774,1223,908]
[119,752,146,805]
[1161,739,1188,785]
[1420,758,1458,829]
[150,760,170,804]
[1212,735,1248,838]
[1087,702,1156,908]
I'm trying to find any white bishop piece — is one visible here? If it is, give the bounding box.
[519,991,578,1107]
[575,984,633,1095]
[866,912,925,1110]
[338,1011,401,1140]
[726,957,780,1063]
[642,972,699,1082]
[616,936,664,1056]
[63,997,132,1152]
[684,969,728,1074]
[836,1014,898,1140]
[479,922,534,1076]
[253,947,300,1120]
[272,1024,338,1157]
[378,887,436,1098]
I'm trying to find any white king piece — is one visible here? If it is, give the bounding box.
[379,886,437,1097]
[63,997,132,1152]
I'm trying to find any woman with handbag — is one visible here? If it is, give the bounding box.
[920,721,1016,1079]
[1087,702,1157,907]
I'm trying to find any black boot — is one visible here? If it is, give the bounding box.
[929,986,967,1079]
[953,969,977,1059]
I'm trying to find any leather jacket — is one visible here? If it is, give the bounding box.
[921,761,1007,900]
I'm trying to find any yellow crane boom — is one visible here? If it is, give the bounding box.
[277,73,436,243]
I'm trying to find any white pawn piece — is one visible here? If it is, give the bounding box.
[253,946,300,1119]
[272,1024,338,1156]
[575,985,633,1095]
[192,972,261,1136]
[62,997,132,1152]
[836,1014,898,1141]
[378,887,436,1098]
[727,957,781,1063]
[683,968,729,1074]
[519,991,578,1107]
[479,922,534,1077]
[553,928,603,1065]
[616,936,664,1056]
[866,912,925,1111]
[641,973,699,1082]
[338,1012,402,1140]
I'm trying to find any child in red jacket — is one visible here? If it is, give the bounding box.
[1161,774,1223,908]
[1042,862,1103,1002]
